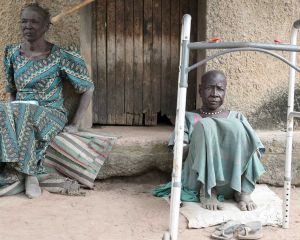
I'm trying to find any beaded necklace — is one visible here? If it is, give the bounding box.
[200,109,224,115]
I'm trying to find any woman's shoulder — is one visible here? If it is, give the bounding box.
[55,45,87,67]
[4,43,20,58]
[5,43,20,50]
[185,111,202,126]
[186,111,201,120]
[229,110,248,121]
[56,45,82,58]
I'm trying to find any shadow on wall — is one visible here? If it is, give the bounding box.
[251,89,300,130]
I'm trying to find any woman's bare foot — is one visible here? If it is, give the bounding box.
[199,188,223,211]
[234,191,256,211]
[25,175,42,199]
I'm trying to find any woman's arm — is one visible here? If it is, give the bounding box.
[64,86,94,133]
[9,92,16,101]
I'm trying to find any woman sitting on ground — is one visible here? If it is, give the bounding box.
[0,3,94,198]
[155,70,265,211]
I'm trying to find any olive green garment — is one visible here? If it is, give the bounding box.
[181,111,265,199]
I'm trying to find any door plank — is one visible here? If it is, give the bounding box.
[143,0,154,125]
[187,0,197,111]
[152,0,162,115]
[133,0,144,125]
[161,0,171,117]
[124,0,134,125]
[115,0,126,124]
[169,0,180,121]
[107,0,116,124]
[95,0,107,124]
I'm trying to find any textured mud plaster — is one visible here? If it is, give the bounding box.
[0,0,81,100]
[203,0,300,129]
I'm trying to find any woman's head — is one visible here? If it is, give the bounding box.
[20,3,51,42]
[199,70,227,111]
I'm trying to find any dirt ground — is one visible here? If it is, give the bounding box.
[0,173,299,240]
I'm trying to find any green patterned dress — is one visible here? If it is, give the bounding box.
[0,44,94,182]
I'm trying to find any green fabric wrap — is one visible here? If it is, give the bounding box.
[154,111,266,201]
[152,181,199,202]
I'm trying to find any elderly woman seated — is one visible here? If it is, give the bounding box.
[0,3,94,198]
[155,70,265,211]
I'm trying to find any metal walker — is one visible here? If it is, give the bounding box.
[163,14,300,240]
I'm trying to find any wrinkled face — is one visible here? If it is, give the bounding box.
[21,8,49,42]
[200,73,227,111]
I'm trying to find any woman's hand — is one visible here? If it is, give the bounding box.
[68,87,94,129]
[63,124,79,133]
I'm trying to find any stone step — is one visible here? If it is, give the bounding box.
[94,126,300,186]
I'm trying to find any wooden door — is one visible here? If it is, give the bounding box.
[92,0,198,125]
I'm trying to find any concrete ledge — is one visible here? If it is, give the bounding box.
[257,131,300,186]
[94,126,300,186]
[94,126,173,179]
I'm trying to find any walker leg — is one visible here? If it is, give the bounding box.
[168,14,191,240]
[283,20,300,228]
[162,232,171,240]
[283,180,291,228]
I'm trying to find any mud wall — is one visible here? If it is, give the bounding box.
[202,0,300,129]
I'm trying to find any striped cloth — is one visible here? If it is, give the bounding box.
[0,180,24,196]
[44,131,116,189]
[0,131,116,196]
